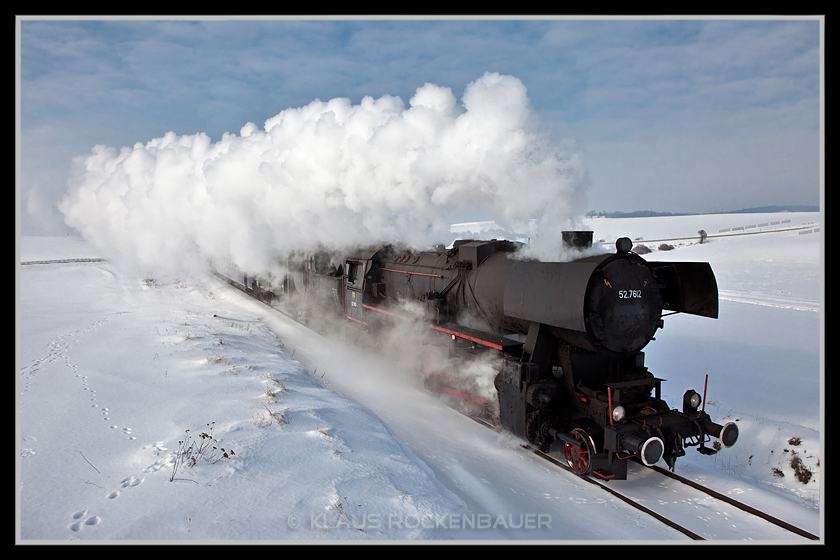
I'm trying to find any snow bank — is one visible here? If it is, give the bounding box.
[18,256,469,540]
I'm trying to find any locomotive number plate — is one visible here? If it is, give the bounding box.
[618,289,642,299]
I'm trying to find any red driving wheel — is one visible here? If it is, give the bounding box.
[564,428,595,475]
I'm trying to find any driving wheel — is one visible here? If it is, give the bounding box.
[564,428,596,475]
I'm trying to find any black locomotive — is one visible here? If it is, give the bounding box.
[226,232,738,480]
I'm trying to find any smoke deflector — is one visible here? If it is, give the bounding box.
[647,262,719,319]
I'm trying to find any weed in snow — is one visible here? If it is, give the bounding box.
[170,422,235,482]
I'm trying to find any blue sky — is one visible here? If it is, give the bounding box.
[18,17,822,234]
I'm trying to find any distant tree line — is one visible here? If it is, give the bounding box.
[585,210,689,218]
[586,205,818,218]
[720,205,819,214]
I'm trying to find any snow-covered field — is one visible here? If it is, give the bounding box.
[17,212,822,543]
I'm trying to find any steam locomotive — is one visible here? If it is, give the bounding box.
[225,231,738,480]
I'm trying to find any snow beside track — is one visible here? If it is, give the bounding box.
[17,212,822,542]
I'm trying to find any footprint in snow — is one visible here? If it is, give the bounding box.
[68,510,100,532]
[121,475,143,488]
[143,458,169,473]
[20,435,36,458]
[142,442,168,456]
[104,474,144,500]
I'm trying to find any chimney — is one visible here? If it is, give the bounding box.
[561,231,593,249]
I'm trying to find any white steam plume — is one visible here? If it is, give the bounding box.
[59,72,587,277]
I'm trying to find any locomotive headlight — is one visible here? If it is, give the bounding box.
[683,390,702,412]
[689,392,702,408]
[611,405,626,423]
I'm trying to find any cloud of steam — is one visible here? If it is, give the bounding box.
[59,72,587,277]
[317,296,505,422]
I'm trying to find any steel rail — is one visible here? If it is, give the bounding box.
[467,414,819,542]
[522,444,706,540]
[522,442,820,542]
[647,464,820,541]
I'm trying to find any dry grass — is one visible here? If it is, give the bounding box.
[252,403,288,428]
[169,422,234,482]
[262,374,287,402]
[252,373,289,427]
[781,436,814,484]
[789,451,813,484]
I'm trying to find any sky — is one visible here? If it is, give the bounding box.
[17,17,823,237]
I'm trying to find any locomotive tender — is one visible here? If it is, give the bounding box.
[232,232,738,480]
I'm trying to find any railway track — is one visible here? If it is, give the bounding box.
[522,444,820,542]
[460,412,818,541]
